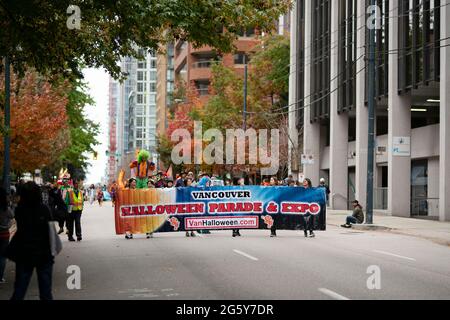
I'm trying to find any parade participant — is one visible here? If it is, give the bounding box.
[125,179,136,240]
[269,176,279,237]
[129,150,156,189]
[154,171,166,188]
[59,173,73,234]
[302,178,315,238]
[108,181,118,207]
[67,181,84,242]
[175,172,186,187]
[97,188,104,206]
[166,178,174,188]
[197,171,211,187]
[232,178,245,237]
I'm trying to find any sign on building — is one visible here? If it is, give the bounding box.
[392,136,411,157]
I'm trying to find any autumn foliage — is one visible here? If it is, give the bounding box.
[0,71,70,173]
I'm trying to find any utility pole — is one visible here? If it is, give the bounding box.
[243,56,248,131]
[366,1,376,224]
[3,57,11,194]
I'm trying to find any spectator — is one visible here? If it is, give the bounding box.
[302,178,315,238]
[7,182,55,300]
[262,178,270,186]
[341,200,364,228]
[166,179,174,188]
[0,187,14,284]
[48,183,68,235]
[318,178,330,202]
[185,178,193,187]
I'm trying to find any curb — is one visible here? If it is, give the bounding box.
[351,224,392,231]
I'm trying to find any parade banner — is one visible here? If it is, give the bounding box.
[114,186,326,234]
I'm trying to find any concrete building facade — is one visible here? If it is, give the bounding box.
[289,0,450,221]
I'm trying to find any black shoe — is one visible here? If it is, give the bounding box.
[309,231,315,238]
[77,237,82,242]
[232,231,237,237]
[270,232,277,237]
[186,231,190,237]
[304,230,308,237]
[146,233,153,239]
[237,231,241,237]
[68,237,75,242]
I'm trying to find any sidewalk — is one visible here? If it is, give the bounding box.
[327,210,450,247]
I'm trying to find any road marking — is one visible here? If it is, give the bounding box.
[233,249,259,261]
[373,250,416,261]
[318,288,350,300]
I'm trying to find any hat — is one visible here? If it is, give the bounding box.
[320,178,325,183]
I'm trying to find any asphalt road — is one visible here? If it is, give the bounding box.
[1,202,450,300]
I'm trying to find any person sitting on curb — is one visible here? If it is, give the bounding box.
[341,200,365,228]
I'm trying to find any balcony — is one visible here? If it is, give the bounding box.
[190,64,212,81]
[190,44,215,55]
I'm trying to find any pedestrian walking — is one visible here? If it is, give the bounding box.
[0,187,14,284]
[6,182,55,300]
[67,182,84,242]
[302,178,315,238]
[88,184,96,205]
[97,188,104,206]
[341,200,365,228]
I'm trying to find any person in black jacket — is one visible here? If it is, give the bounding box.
[7,182,55,300]
[48,183,68,235]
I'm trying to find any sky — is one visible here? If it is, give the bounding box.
[82,68,109,185]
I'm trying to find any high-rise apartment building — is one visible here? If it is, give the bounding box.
[174,29,260,100]
[111,49,159,175]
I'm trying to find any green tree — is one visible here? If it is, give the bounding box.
[0,0,291,81]
[42,79,99,181]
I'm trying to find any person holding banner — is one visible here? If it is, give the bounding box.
[232,178,245,237]
[302,178,315,238]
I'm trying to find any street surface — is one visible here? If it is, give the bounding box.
[1,202,450,300]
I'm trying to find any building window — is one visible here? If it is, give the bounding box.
[399,0,441,92]
[150,71,157,81]
[137,71,146,81]
[196,81,210,96]
[137,61,146,69]
[237,27,256,37]
[149,94,156,104]
[151,59,157,69]
[338,0,357,113]
[311,0,331,122]
[234,52,250,65]
[149,83,156,92]
[137,82,146,93]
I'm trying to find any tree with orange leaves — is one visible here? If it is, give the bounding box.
[0,71,70,174]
